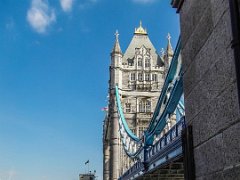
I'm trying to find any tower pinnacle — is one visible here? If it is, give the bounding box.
[166,33,173,56]
[134,21,147,35]
[112,30,122,54]
[115,30,119,41]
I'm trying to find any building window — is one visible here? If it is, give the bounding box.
[139,101,145,112]
[126,103,131,113]
[130,73,136,81]
[138,73,143,81]
[138,57,143,67]
[139,99,151,113]
[139,127,146,137]
[146,100,151,112]
[145,57,150,68]
[145,73,150,81]
[152,74,158,82]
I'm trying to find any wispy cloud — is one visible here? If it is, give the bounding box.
[0,169,17,180]
[79,0,98,10]
[131,0,156,4]
[5,18,15,31]
[60,0,74,12]
[27,0,56,34]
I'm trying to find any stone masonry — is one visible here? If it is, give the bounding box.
[172,0,240,179]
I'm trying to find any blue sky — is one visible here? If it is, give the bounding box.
[0,0,179,179]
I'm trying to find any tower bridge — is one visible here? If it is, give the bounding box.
[103,0,240,179]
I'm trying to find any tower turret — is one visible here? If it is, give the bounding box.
[166,33,174,57]
[109,30,123,180]
[111,30,122,55]
[110,30,123,90]
[163,33,174,77]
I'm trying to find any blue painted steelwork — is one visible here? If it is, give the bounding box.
[115,37,185,169]
[145,38,182,145]
[119,117,185,180]
[115,86,140,142]
[115,85,143,157]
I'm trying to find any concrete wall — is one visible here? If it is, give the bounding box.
[179,0,240,179]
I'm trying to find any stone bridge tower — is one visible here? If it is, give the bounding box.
[103,22,174,180]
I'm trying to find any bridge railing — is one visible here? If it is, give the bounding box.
[146,117,185,162]
[119,117,185,180]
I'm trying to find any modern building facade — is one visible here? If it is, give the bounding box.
[103,22,175,180]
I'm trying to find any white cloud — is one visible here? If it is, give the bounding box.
[60,0,74,12]
[0,169,17,180]
[132,0,156,4]
[27,0,56,33]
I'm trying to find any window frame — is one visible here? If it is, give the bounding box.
[138,57,143,67]
[145,57,151,68]
[145,73,150,81]
[138,73,143,81]
[130,73,136,81]
[125,103,131,113]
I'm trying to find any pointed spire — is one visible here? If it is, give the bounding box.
[112,30,122,54]
[166,33,173,56]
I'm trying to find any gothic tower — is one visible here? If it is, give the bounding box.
[103,22,173,180]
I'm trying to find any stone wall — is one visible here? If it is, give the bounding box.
[179,0,240,179]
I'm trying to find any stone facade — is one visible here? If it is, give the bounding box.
[103,23,174,180]
[173,0,240,179]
